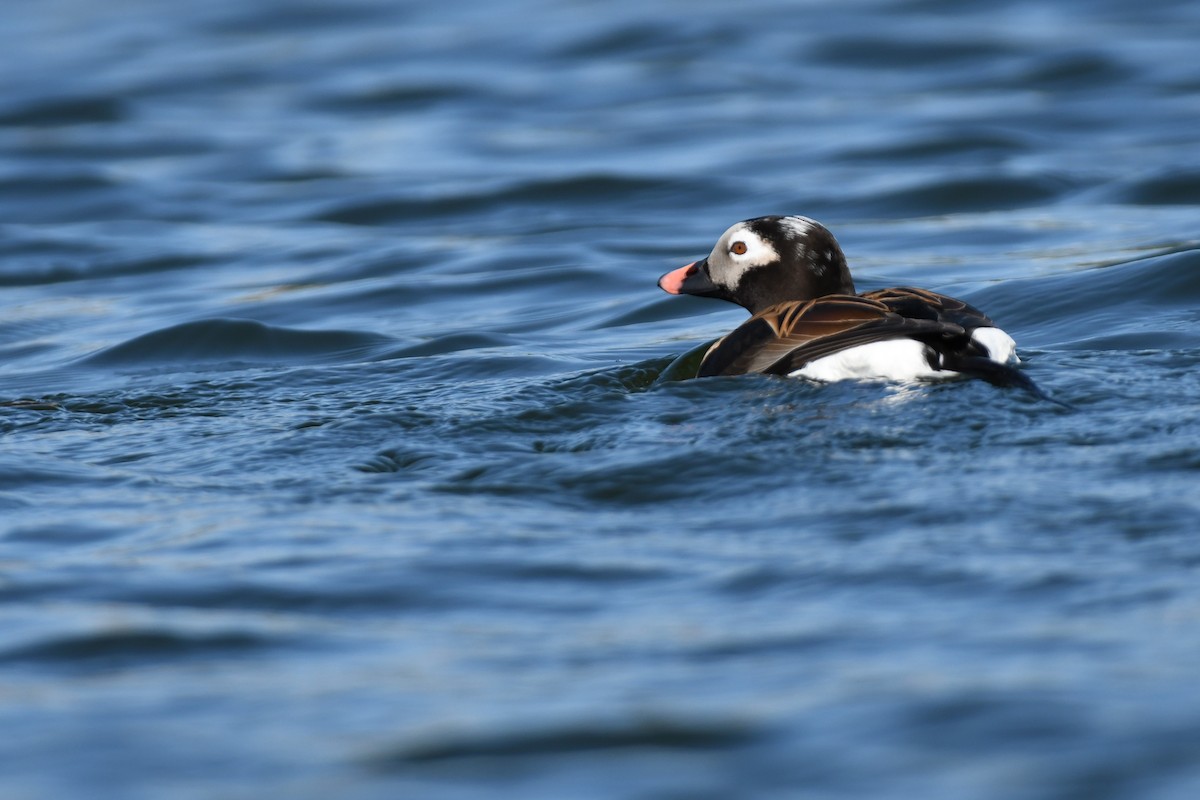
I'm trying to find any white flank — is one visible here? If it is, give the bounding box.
[789,339,944,382]
[788,327,1019,383]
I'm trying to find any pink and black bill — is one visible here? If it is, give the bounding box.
[658,258,719,297]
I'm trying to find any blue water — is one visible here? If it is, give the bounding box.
[3,1,1200,797]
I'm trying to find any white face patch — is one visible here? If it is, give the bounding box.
[706,222,779,291]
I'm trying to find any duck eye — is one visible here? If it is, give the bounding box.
[731,241,748,255]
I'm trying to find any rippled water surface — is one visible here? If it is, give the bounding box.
[4,1,1200,798]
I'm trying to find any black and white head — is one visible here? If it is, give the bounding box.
[658,215,854,314]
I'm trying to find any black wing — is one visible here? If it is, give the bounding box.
[863,287,995,330]
[697,295,963,378]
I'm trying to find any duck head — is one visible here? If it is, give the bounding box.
[658,215,855,315]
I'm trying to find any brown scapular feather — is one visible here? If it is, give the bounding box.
[697,294,967,378]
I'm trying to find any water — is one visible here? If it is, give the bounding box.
[3,1,1200,797]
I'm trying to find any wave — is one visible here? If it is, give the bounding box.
[969,246,1200,350]
[364,715,759,766]
[0,95,125,127]
[1,625,273,668]
[308,174,707,226]
[0,249,215,288]
[1102,168,1200,207]
[821,173,1080,218]
[80,318,392,369]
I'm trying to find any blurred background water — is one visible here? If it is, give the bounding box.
[3,1,1200,798]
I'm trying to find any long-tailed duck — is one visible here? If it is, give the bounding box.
[658,215,1038,391]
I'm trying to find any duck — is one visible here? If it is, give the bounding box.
[658,215,1038,391]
